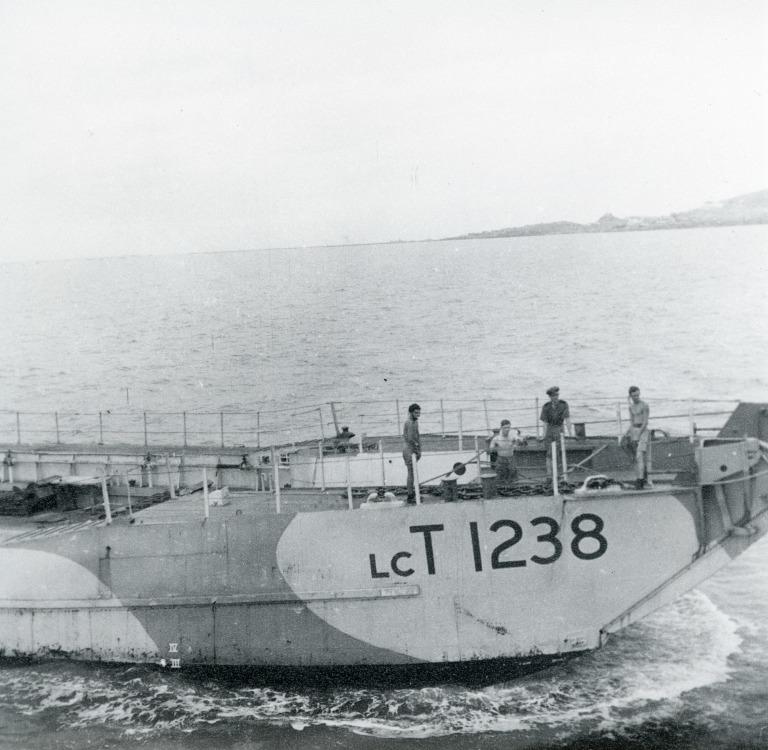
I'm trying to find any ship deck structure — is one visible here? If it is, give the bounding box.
[0,397,766,682]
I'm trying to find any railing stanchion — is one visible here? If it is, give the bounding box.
[146,456,153,488]
[318,440,326,491]
[101,476,112,524]
[256,411,261,448]
[143,412,148,447]
[483,399,490,432]
[458,409,463,452]
[616,403,622,444]
[55,412,60,444]
[202,467,209,519]
[220,412,225,448]
[395,399,401,434]
[272,446,281,514]
[552,442,560,497]
[16,412,20,445]
[561,433,568,483]
[329,401,340,436]
[648,433,653,480]
[689,401,695,442]
[98,412,104,445]
[318,407,325,441]
[289,413,296,448]
[166,454,176,498]
[379,440,386,487]
[412,453,421,505]
[535,398,540,440]
[346,452,353,510]
[126,476,133,518]
[474,435,481,481]
[440,399,445,438]
[183,411,188,447]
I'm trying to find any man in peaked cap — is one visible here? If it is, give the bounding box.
[540,386,572,480]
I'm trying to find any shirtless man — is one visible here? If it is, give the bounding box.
[488,419,523,484]
[626,386,650,488]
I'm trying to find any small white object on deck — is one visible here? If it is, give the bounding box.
[209,487,230,506]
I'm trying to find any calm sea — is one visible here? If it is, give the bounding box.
[0,225,767,749]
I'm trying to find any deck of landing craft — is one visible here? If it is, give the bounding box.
[130,472,678,524]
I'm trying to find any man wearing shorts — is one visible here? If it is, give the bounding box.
[626,386,650,489]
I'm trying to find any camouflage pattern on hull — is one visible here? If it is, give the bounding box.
[2,467,767,672]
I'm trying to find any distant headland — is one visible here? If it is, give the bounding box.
[444,189,768,240]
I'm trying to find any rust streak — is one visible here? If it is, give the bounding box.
[458,606,508,636]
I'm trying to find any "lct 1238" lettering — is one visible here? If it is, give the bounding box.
[368,514,607,579]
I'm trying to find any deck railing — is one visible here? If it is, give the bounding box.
[0,398,740,450]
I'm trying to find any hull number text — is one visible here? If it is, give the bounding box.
[368,514,607,579]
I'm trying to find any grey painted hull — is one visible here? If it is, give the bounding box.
[2,435,766,678]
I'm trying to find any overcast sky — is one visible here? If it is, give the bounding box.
[1,0,765,263]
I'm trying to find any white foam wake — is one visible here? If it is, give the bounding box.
[0,589,742,740]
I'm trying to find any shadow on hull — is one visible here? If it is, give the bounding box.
[0,650,586,688]
[179,651,587,689]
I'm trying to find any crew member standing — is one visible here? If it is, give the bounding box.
[626,386,650,489]
[402,403,421,503]
[488,419,523,485]
[333,426,355,453]
[540,386,572,479]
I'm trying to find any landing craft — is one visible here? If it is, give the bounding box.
[0,402,766,683]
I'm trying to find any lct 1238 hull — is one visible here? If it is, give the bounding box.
[0,436,766,680]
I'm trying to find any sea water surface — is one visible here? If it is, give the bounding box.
[0,225,767,749]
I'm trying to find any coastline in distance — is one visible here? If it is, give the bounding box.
[445,188,768,240]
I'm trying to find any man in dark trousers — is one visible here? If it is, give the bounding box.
[488,419,523,484]
[540,386,571,479]
[402,403,421,503]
